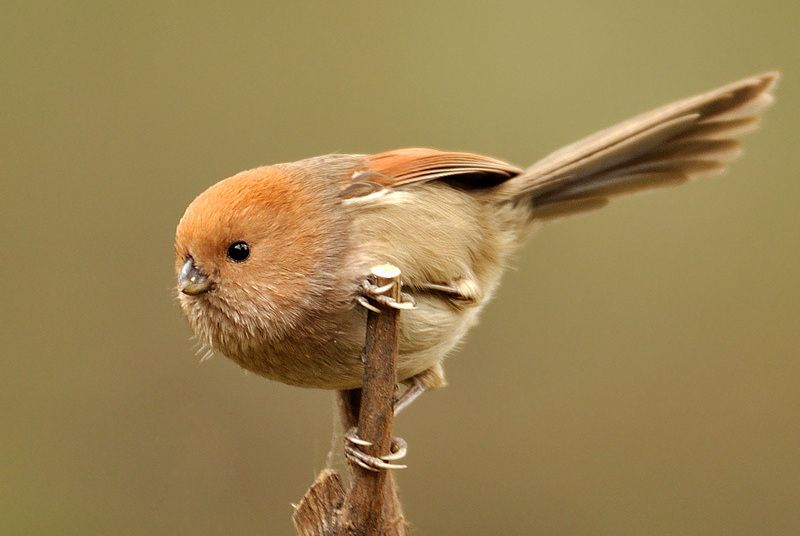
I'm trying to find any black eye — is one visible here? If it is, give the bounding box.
[227,241,250,262]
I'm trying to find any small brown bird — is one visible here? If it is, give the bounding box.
[176,73,777,415]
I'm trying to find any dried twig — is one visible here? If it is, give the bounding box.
[293,470,346,536]
[293,265,408,536]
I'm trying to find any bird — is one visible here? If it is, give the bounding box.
[175,72,777,432]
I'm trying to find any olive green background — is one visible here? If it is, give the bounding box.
[3,2,798,534]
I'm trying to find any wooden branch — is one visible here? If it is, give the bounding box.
[293,264,408,536]
[340,264,406,535]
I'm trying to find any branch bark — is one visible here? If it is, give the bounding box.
[293,264,408,536]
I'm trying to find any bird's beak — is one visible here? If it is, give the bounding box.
[178,258,212,296]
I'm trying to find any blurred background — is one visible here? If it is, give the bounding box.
[2,1,798,534]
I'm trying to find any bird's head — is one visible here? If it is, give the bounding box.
[174,164,350,354]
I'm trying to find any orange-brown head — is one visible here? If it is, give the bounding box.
[174,161,355,360]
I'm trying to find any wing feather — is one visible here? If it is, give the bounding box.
[365,148,522,188]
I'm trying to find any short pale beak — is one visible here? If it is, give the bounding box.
[178,258,212,295]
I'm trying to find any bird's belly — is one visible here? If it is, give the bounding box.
[394,295,482,383]
[228,295,482,391]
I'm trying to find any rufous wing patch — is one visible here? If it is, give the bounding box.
[365,148,522,188]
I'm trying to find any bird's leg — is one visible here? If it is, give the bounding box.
[394,364,443,416]
[356,278,416,313]
[393,379,427,416]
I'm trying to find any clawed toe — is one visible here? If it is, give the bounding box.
[344,426,372,446]
[356,296,381,313]
[356,277,416,312]
[362,280,396,296]
[344,427,408,471]
[373,293,416,310]
[379,436,407,461]
[344,445,407,471]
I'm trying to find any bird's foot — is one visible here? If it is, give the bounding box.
[344,427,408,471]
[356,278,416,313]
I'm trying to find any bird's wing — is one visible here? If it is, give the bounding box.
[339,148,522,208]
[510,72,778,220]
[338,149,522,305]
[362,147,521,189]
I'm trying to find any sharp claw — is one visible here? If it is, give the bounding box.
[344,427,373,446]
[344,445,407,471]
[353,459,379,472]
[347,436,373,447]
[356,296,381,313]
[381,438,407,461]
[343,431,409,470]
[375,295,416,310]
[377,460,407,470]
[372,459,407,470]
[358,273,416,312]
[363,281,396,295]
[344,446,381,472]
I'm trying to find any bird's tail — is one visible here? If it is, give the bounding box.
[502,72,778,221]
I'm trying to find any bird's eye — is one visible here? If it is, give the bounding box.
[227,241,250,262]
